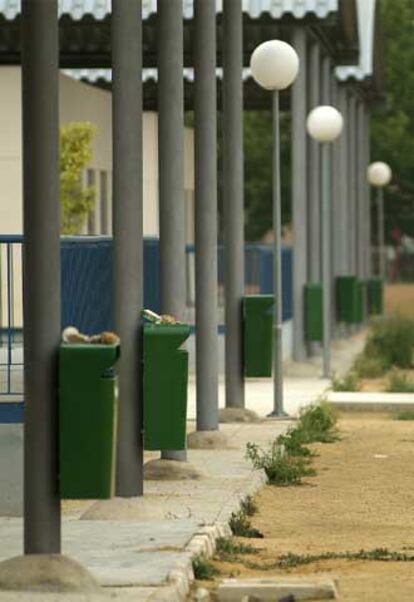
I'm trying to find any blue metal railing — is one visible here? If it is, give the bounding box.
[0,235,293,401]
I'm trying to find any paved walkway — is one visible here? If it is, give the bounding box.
[0,330,368,601]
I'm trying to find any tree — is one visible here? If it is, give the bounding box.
[244,111,291,242]
[60,122,96,235]
[371,0,414,241]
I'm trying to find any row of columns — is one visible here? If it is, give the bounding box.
[22,0,374,553]
[292,33,373,361]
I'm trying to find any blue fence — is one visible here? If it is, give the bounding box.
[0,235,293,399]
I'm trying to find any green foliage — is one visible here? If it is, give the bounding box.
[215,537,258,560]
[353,354,388,378]
[331,371,361,392]
[244,112,291,241]
[371,0,414,240]
[386,369,414,393]
[229,510,264,538]
[276,428,314,457]
[192,555,220,580]
[60,122,97,234]
[240,495,258,517]
[245,441,316,486]
[295,399,339,444]
[394,411,414,420]
[364,315,414,370]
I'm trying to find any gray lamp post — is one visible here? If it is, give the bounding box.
[367,162,392,280]
[250,40,299,417]
[307,105,344,379]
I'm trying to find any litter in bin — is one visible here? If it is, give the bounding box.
[142,309,181,325]
[62,326,120,345]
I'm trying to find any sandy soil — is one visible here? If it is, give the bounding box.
[204,414,414,601]
[385,284,414,317]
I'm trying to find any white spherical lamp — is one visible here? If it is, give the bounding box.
[250,40,299,91]
[306,105,344,143]
[367,162,392,187]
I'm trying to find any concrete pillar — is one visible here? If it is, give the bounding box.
[223,0,245,408]
[112,0,143,496]
[364,106,372,277]
[336,84,350,275]
[347,91,357,275]
[356,100,366,278]
[291,26,308,362]
[22,0,61,554]
[158,0,187,460]
[194,0,219,432]
[307,41,321,283]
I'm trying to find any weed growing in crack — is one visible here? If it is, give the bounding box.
[246,441,316,486]
[215,537,258,561]
[192,555,220,580]
[229,510,264,538]
[240,495,258,516]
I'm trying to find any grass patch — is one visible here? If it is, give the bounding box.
[245,441,316,486]
[352,315,414,379]
[229,510,264,539]
[394,411,414,420]
[245,548,414,571]
[215,537,258,561]
[353,353,389,378]
[295,398,339,444]
[276,428,315,458]
[386,368,414,393]
[240,495,258,516]
[331,371,361,392]
[192,555,220,580]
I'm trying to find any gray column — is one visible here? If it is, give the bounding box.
[291,26,308,362]
[22,0,61,554]
[307,42,321,283]
[364,106,372,277]
[337,84,350,275]
[158,0,187,460]
[112,0,143,496]
[194,0,218,431]
[356,101,366,278]
[223,0,245,408]
[347,91,357,275]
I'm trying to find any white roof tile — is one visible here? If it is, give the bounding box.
[0,0,338,20]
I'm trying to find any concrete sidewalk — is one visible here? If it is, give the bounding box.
[0,420,287,601]
[0,330,368,600]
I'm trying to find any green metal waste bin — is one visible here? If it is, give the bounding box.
[243,295,273,377]
[336,275,358,324]
[304,283,323,342]
[143,323,191,450]
[355,280,367,323]
[59,343,120,499]
[367,277,384,315]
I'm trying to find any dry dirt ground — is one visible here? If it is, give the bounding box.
[385,284,414,317]
[202,414,414,601]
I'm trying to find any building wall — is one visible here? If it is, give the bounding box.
[0,67,195,330]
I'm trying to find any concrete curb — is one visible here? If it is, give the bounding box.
[327,391,414,412]
[147,523,231,602]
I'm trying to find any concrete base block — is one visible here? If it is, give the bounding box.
[0,425,23,517]
[218,408,260,424]
[80,496,173,521]
[0,554,100,593]
[144,459,205,481]
[187,430,229,450]
[217,577,338,601]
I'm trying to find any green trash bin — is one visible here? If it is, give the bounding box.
[59,343,120,499]
[356,280,367,323]
[243,295,273,377]
[336,275,358,324]
[304,283,323,342]
[143,323,191,450]
[367,277,384,315]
